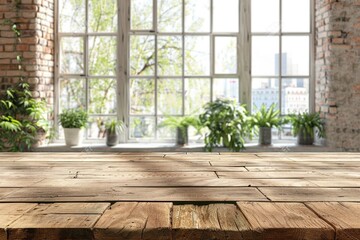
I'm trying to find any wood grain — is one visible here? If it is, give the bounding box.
[172,204,252,240]
[94,202,172,240]
[237,202,335,240]
[259,187,360,202]
[306,202,360,240]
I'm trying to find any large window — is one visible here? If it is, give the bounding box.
[251,0,311,114]
[58,0,118,139]
[128,0,240,140]
[56,0,313,142]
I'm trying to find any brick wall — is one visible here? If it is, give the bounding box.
[315,0,360,150]
[0,0,54,106]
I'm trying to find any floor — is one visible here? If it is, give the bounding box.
[0,152,359,239]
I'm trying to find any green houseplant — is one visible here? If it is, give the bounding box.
[0,82,46,151]
[59,109,88,146]
[105,120,124,146]
[251,104,283,145]
[158,116,202,146]
[199,99,251,152]
[287,112,325,145]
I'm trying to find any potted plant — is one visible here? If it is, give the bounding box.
[158,116,202,146]
[199,99,251,152]
[251,104,283,145]
[59,109,88,146]
[287,112,325,145]
[105,120,124,146]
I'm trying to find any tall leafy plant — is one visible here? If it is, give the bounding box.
[199,99,251,152]
[287,112,325,139]
[251,104,283,130]
[0,82,46,151]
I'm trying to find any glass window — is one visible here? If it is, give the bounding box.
[57,0,311,142]
[251,0,279,33]
[131,0,153,30]
[213,0,239,32]
[251,1,311,116]
[58,0,118,141]
[282,0,310,33]
[129,0,240,141]
[215,36,237,74]
[185,0,210,33]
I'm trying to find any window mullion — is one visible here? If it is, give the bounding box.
[240,0,251,108]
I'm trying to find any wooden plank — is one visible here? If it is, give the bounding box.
[0,203,37,215]
[0,203,38,240]
[0,178,44,187]
[1,187,267,202]
[172,204,252,240]
[306,202,360,240]
[94,202,172,240]
[237,202,335,240]
[217,171,328,179]
[309,179,360,187]
[30,178,316,188]
[0,188,20,199]
[259,187,360,202]
[7,214,99,240]
[29,203,110,214]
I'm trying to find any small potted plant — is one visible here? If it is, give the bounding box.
[251,104,283,145]
[59,109,88,146]
[158,116,202,146]
[105,120,124,146]
[287,112,325,145]
[199,99,252,152]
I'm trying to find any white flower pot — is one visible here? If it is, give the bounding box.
[64,128,83,146]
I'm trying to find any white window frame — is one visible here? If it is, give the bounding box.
[54,0,314,143]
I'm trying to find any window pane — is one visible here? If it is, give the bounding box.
[157,117,176,139]
[252,78,279,111]
[59,78,86,111]
[59,0,85,32]
[131,0,153,30]
[158,79,183,115]
[89,0,117,32]
[215,36,237,74]
[282,36,309,76]
[185,36,210,75]
[251,0,279,33]
[252,36,279,76]
[130,117,155,139]
[158,36,182,76]
[60,37,84,74]
[282,0,310,33]
[89,79,116,114]
[158,0,182,32]
[185,78,210,115]
[185,0,210,32]
[88,116,116,139]
[130,35,155,76]
[281,78,309,114]
[130,78,155,115]
[213,78,239,101]
[213,0,238,32]
[89,37,117,76]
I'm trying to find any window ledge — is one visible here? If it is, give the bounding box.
[35,141,339,152]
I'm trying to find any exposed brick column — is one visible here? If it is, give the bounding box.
[0,0,54,106]
[315,0,360,150]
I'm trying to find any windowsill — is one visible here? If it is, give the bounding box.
[35,140,340,152]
